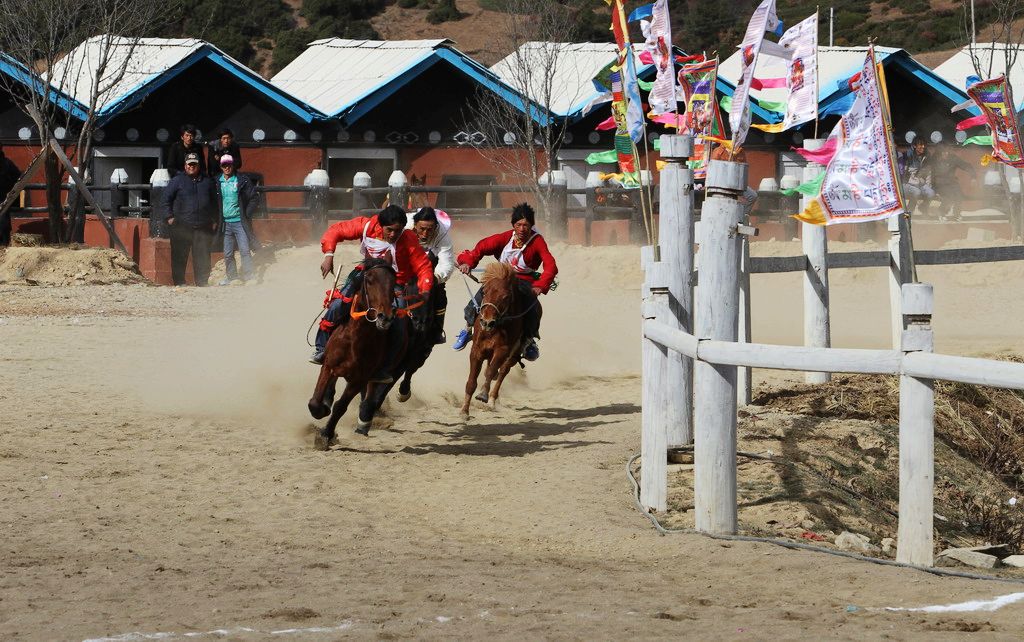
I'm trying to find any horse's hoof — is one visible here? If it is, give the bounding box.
[474,392,489,404]
[354,419,371,436]
[397,392,411,403]
[308,401,330,420]
[460,411,471,422]
[313,432,332,451]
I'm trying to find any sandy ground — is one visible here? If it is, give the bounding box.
[4,238,1024,640]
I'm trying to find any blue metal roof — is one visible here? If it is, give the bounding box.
[0,53,89,122]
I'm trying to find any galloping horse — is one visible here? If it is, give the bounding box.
[308,257,406,449]
[460,262,540,417]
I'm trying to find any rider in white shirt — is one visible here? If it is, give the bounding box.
[406,207,454,343]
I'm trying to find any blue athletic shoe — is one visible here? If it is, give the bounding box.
[523,340,539,362]
[452,328,472,351]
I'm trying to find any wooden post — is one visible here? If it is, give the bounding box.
[801,139,831,384]
[388,170,408,211]
[540,170,568,238]
[352,171,371,215]
[641,256,672,512]
[738,227,752,406]
[694,159,746,535]
[149,169,170,238]
[305,169,330,235]
[585,171,601,247]
[888,214,913,349]
[897,282,935,567]
[658,135,695,446]
[109,168,128,223]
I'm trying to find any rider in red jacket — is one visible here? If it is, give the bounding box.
[311,205,434,378]
[452,203,557,361]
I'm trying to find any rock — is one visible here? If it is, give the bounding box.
[835,531,880,554]
[968,544,1013,559]
[881,538,896,556]
[935,548,1000,569]
[1001,555,1024,568]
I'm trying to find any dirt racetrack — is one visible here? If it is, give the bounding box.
[4,238,1024,640]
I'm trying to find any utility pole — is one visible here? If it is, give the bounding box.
[829,7,834,47]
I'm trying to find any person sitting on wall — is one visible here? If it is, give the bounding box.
[924,144,976,223]
[163,152,217,286]
[0,145,22,247]
[900,139,935,217]
[208,128,242,177]
[215,154,258,285]
[406,206,455,344]
[166,124,207,177]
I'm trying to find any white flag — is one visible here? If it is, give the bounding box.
[779,13,818,131]
[729,0,780,147]
[642,0,676,115]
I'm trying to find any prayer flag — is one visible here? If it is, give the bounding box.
[795,46,904,225]
[729,0,780,147]
[678,58,725,180]
[965,76,1024,168]
[640,0,677,115]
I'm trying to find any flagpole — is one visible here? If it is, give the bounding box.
[814,6,820,140]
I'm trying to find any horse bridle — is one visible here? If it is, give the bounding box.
[350,264,426,323]
[479,281,537,327]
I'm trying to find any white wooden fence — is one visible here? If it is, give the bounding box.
[641,135,1024,567]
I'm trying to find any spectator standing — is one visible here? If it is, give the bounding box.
[165,124,207,177]
[163,152,217,285]
[215,154,257,285]
[207,128,242,177]
[0,145,22,246]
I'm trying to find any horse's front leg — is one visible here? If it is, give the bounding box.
[315,380,361,450]
[355,381,394,435]
[489,348,519,410]
[397,371,413,402]
[308,366,337,420]
[475,349,505,404]
[461,351,485,418]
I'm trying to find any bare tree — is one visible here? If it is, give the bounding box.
[0,0,177,242]
[465,0,588,220]
[962,0,1024,80]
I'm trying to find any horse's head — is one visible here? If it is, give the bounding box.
[360,258,397,331]
[478,262,517,333]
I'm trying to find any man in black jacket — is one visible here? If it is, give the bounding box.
[163,153,217,285]
[165,124,207,177]
[207,128,242,177]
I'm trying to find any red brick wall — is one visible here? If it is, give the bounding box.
[242,147,323,208]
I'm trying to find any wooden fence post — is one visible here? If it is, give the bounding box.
[658,134,695,446]
[352,171,371,215]
[109,168,128,223]
[585,171,601,247]
[897,282,935,566]
[641,252,672,512]
[539,170,568,238]
[389,170,408,210]
[304,169,329,235]
[738,223,752,406]
[694,158,746,535]
[888,213,913,349]
[801,139,831,384]
[149,169,170,238]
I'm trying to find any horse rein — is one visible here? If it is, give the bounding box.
[349,264,426,322]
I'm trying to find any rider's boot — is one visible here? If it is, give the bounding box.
[523,339,540,361]
[452,327,472,351]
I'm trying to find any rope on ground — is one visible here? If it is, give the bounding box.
[626,452,1024,586]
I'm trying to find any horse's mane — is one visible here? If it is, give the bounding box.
[362,257,394,272]
[481,261,515,285]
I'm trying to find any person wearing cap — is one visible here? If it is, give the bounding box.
[215,154,258,284]
[165,124,207,177]
[162,152,217,285]
[405,206,454,344]
[208,128,242,177]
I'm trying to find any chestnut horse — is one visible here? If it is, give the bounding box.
[460,262,540,417]
[308,258,406,449]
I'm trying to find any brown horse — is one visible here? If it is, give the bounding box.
[308,258,406,449]
[460,262,539,417]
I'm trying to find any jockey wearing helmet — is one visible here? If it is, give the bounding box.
[405,206,455,344]
[311,204,434,380]
[452,203,558,361]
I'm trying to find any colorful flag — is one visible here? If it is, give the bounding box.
[795,46,904,225]
[610,68,639,186]
[965,76,1024,168]
[610,0,644,143]
[640,0,677,115]
[729,0,780,148]
[753,13,818,134]
[678,58,725,179]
